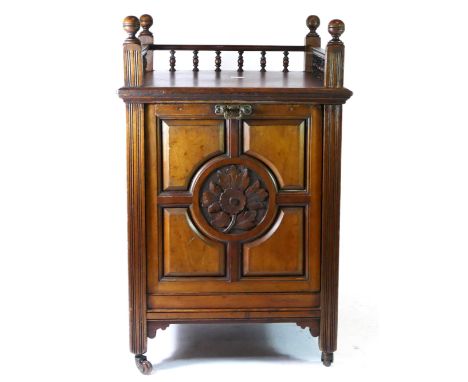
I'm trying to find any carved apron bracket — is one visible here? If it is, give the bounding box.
[147,321,170,339]
[296,319,320,337]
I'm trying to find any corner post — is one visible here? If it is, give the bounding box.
[320,19,346,367]
[123,16,143,87]
[139,14,154,72]
[324,19,345,88]
[122,16,149,373]
[304,15,321,72]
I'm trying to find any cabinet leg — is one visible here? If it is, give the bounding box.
[321,351,334,367]
[135,354,153,375]
[320,103,342,369]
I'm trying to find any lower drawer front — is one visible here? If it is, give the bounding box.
[146,311,320,321]
[147,293,320,310]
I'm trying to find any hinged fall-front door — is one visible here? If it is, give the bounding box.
[145,103,322,295]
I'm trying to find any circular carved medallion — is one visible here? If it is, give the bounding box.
[190,156,278,242]
[200,165,269,234]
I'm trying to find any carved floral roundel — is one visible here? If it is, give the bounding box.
[200,165,269,234]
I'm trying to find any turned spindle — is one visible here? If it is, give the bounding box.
[324,19,345,88]
[215,51,221,72]
[283,51,289,72]
[193,50,199,72]
[260,51,266,72]
[138,14,154,72]
[169,50,176,72]
[237,50,244,72]
[304,15,321,72]
[122,16,142,87]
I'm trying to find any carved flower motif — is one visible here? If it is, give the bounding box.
[201,165,268,233]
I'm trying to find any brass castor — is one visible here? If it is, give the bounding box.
[135,354,152,375]
[321,352,334,367]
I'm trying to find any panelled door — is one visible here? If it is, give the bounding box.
[145,103,322,295]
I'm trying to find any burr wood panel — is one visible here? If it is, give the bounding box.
[162,208,225,277]
[243,119,306,190]
[160,119,225,190]
[242,208,305,276]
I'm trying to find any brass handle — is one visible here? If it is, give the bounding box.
[214,104,253,120]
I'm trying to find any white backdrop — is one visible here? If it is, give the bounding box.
[1,0,467,381]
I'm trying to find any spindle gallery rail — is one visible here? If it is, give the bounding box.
[148,44,305,72]
[124,14,331,82]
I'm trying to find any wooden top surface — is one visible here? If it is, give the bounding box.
[119,71,352,104]
[143,70,323,88]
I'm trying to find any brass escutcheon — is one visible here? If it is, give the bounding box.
[214,104,253,120]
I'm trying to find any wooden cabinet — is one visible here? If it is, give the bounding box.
[119,14,352,374]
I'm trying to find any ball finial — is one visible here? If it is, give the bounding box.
[140,14,153,35]
[306,15,320,37]
[123,16,140,43]
[328,19,345,40]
